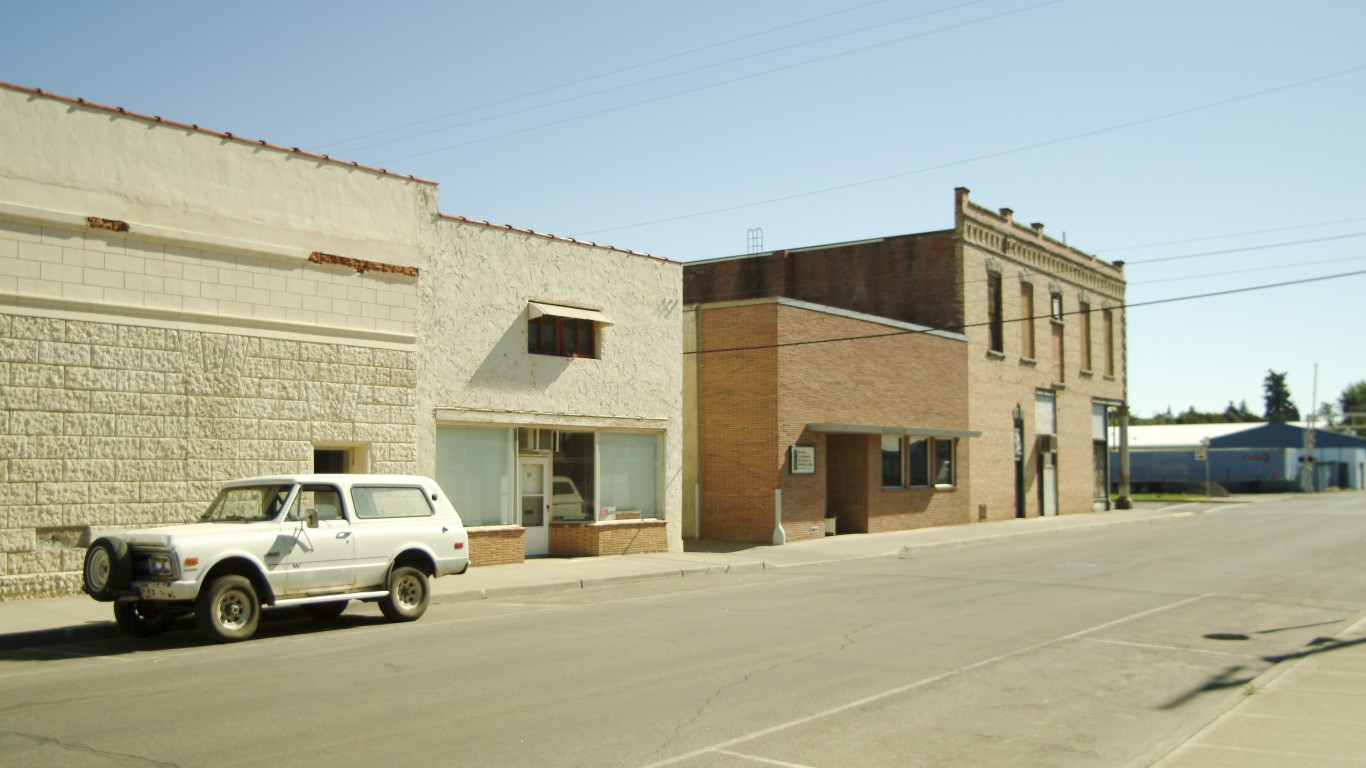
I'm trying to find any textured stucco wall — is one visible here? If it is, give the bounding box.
[0,86,432,268]
[417,220,683,550]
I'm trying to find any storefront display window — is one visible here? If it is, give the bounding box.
[435,426,513,527]
[552,431,596,522]
[600,432,659,518]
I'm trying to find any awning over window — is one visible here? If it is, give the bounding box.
[528,301,614,326]
[807,423,981,439]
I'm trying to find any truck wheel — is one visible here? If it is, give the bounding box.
[114,601,175,636]
[378,566,429,622]
[196,575,260,642]
[83,537,131,602]
[304,601,349,621]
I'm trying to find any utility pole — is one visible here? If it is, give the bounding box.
[1304,364,1318,492]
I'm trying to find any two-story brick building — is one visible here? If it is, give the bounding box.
[683,188,1127,543]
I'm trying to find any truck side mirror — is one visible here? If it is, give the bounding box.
[305,508,319,529]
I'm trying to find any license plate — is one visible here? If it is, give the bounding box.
[137,584,177,600]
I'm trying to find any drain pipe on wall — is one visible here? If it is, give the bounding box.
[773,489,786,545]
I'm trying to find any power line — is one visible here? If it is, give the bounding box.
[576,62,1366,238]
[681,230,1365,306]
[377,0,1065,164]
[313,0,912,151]
[1121,231,1366,265]
[1129,254,1366,285]
[685,269,1366,356]
[1096,215,1366,253]
[334,0,1000,155]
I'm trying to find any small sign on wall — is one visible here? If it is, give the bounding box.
[790,445,816,475]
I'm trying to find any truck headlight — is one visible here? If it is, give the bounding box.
[147,555,173,577]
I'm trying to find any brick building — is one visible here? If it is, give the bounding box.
[683,188,1127,543]
[0,82,681,599]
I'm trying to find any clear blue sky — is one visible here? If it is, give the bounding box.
[4,1,1363,419]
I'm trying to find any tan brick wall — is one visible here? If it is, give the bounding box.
[466,526,526,566]
[0,312,418,600]
[550,520,667,557]
[956,191,1126,520]
[696,300,970,542]
[696,303,780,542]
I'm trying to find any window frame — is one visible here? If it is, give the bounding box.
[881,436,956,490]
[1079,301,1093,372]
[880,436,904,488]
[529,314,597,359]
[987,271,1004,353]
[1019,282,1036,360]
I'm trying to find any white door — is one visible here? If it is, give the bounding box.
[1041,451,1059,517]
[520,457,551,556]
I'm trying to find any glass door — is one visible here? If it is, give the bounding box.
[519,457,551,556]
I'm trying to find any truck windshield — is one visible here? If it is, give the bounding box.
[200,485,293,523]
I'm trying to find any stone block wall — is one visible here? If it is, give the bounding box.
[0,312,418,600]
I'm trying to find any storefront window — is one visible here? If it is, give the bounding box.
[934,439,955,486]
[552,431,596,522]
[881,436,903,487]
[435,426,513,527]
[908,438,930,486]
[600,432,659,519]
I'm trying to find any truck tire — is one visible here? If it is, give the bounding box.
[378,566,429,622]
[83,537,131,602]
[196,575,260,642]
[114,601,176,637]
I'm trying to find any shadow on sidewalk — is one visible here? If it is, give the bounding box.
[1160,633,1366,710]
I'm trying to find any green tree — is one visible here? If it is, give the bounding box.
[1262,370,1299,423]
[1339,380,1366,436]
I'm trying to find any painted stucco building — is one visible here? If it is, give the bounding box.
[683,189,1127,543]
[0,82,681,599]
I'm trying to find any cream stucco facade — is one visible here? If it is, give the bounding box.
[0,82,682,598]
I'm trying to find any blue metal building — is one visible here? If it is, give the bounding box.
[1114,422,1366,493]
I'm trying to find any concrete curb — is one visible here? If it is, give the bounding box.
[0,505,1206,653]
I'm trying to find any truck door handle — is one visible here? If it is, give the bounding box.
[336,532,352,539]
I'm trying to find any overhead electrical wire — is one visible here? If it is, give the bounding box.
[681,230,1366,306]
[314,0,918,151]
[376,0,1066,164]
[572,62,1366,239]
[330,0,1002,155]
[1096,215,1366,253]
[685,269,1366,356]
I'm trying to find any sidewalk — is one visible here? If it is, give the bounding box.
[4,497,1363,766]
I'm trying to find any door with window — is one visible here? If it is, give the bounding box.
[519,457,551,556]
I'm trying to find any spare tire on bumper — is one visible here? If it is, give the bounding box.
[83,537,131,602]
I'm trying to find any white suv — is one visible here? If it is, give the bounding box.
[81,474,470,642]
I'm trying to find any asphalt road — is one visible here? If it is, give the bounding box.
[2,494,1364,768]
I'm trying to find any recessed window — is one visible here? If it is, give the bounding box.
[1050,293,1063,321]
[529,315,597,358]
[987,272,1004,353]
[908,438,930,486]
[882,436,956,489]
[934,439,956,486]
[881,436,903,487]
[1080,301,1093,371]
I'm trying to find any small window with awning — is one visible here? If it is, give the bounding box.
[527,302,613,359]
